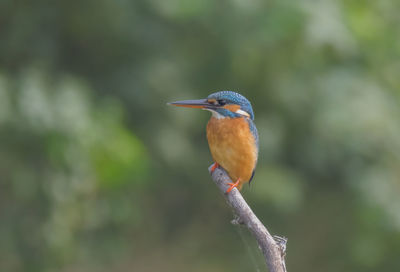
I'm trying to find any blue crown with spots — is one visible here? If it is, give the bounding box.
[207,91,255,120]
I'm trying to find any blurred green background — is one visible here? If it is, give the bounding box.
[1,0,400,271]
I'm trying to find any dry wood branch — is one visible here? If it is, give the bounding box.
[209,165,287,272]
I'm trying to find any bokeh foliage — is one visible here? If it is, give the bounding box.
[1,0,400,271]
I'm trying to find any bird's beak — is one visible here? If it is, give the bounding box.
[167,98,212,109]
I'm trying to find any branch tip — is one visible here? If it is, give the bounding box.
[208,164,288,272]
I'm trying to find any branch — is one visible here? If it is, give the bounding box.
[209,165,287,272]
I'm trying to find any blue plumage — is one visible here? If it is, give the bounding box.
[207,91,255,120]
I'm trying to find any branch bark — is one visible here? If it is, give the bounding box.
[209,165,287,272]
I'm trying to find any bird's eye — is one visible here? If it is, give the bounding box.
[217,99,226,106]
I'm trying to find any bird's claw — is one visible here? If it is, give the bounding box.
[225,179,240,193]
[210,162,219,173]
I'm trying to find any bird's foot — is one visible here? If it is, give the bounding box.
[226,179,240,193]
[210,162,219,173]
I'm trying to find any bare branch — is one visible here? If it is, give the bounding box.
[209,165,288,272]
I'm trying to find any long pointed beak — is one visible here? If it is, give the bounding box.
[167,98,211,109]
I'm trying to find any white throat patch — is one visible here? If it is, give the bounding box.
[204,108,250,119]
[204,108,226,119]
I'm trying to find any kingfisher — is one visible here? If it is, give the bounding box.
[168,91,259,193]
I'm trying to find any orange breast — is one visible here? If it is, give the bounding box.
[206,117,258,190]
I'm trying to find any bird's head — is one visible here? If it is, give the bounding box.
[168,91,254,120]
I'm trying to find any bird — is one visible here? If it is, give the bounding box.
[168,91,259,193]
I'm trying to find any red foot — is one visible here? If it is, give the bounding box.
[226,179,240,193]
[210,162,219,173]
